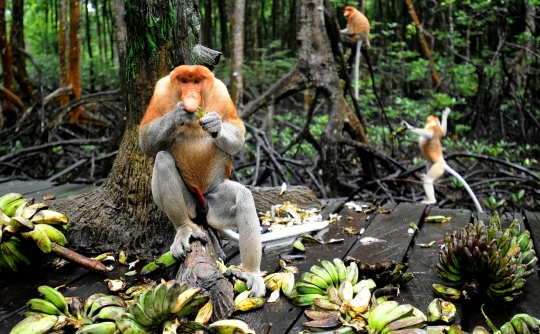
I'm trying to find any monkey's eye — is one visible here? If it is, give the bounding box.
[194,78,201,84]
[181,79,187,84]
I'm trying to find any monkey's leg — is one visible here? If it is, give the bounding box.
[152,151,207,259]
[206,179,265,297]
[421,159,445,204]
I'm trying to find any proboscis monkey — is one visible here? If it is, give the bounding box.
[341,6,370,100]
[402,108,483,212]
[139,65,265,297]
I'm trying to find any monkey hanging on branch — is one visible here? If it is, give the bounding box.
[402,108,483,212]
[139,65,265,297]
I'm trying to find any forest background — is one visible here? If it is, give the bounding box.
[0,0,539,214]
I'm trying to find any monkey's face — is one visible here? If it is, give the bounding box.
[343,7,353,18]
[171,65,212,112]
[426,115,440,127]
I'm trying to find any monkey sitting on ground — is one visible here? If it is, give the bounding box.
[402,108,483,212]
[139,65,265,296]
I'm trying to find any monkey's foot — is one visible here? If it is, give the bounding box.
[241,271,266,297]
[170,224,208,259]
[421,198,437,205]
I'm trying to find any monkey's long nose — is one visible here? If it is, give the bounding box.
[182,94,200,112]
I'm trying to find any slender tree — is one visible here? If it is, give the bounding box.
[58,0,69,106]
[230,0,245,107]
[68,0,82,123]
[0,0,15,124]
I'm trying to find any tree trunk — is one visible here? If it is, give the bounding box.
[216,0,229,58]
[239,0,375,196]
[58,0,69,106]
[0,0,15,127]
[68,0,82,123]
[10,0,34,103]
[230,0,245,107]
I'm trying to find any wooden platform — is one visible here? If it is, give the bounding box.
[1,181,539,333]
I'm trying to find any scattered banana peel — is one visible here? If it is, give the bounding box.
[425,215,452,223]
[419,241,436,248]
[427,298,456,323]
[259,201,323,232]
[105,278,126,292]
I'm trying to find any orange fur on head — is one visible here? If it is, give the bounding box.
[343,6,370,44]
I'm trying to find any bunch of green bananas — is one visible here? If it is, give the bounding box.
[479,306,540,334]
[367,301,427,334]
[436,212,538,301]
[0,192,69,272]
[290,257,410,307]
[121,279,209,333]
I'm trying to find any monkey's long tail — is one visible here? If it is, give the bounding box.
[444,164,483,213]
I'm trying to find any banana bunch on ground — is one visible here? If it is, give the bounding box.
[121,279,209,333]
[0,192,69,272]
[479,306,540,334]
[262,270,296,301]
[436,212,538,301]
[290,257,408,307]
[367,301,427,334]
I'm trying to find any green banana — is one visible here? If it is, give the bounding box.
[281,271,295,297]
[25,225,52,253]
[38,285,68,314]
[0,193,23,211]
[150,282,167,320]
[171,287,201,313]
[375,304,414,332]
[3,239,30,266]
[10,313,58,334]
[432,284,461,301]
[14,198,34,217]
[26,298,63,315]
[0,243,18,271]
[173,295,210,317]
[4,198,27,217]
[30,209,68,225]
[333,258,347,283]
[92,305,126,321]
[346,262,359,284]
[88,295,127,318]
[84,293,107,315]
[353,279,377,294]
[291,294,329,307]
[321,260,339,287]
[75,321,117,334]
[36,224,67,246]
[155,251,177,267]
[295,282,327,295]
[163,280,186,314]
[313,297,341,311]
[380,315,425,334]
[208,319,255,334]
[301,272,329,290]
[128,302,154,328]
[310,265,334,287]
[139,290,159,321]
[367,301,399,332]
[115,316,151,334]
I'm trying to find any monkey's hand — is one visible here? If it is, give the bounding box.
[199,112,222,138]
[173,101,198,126]
[226,269,266,297]
[442,107,451,118]
[170,223,208,260]
[401,120,412,130]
